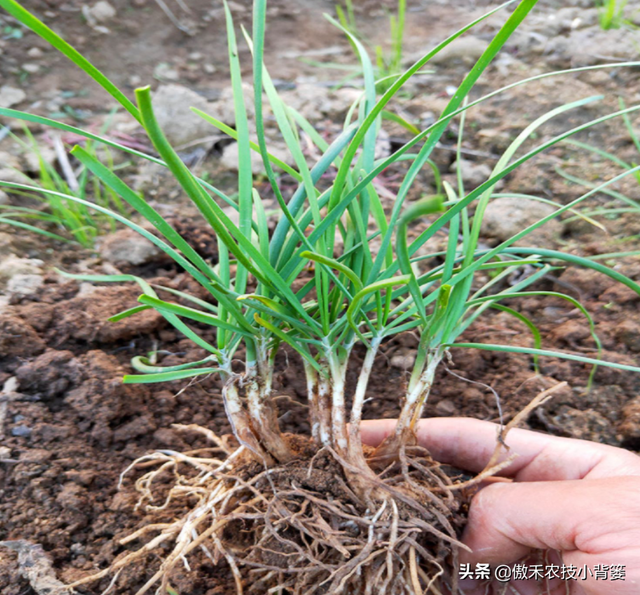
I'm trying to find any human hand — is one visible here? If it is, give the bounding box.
[361,417,640,595]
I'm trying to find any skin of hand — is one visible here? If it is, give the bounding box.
[360,417,640,595]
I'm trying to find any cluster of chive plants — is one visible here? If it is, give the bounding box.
[3,0,640,466]
[1,119,130,248]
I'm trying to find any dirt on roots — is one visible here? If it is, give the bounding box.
[63,433,470,595]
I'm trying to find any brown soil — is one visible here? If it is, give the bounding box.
[2,0,474,116]
[2,246,640,594]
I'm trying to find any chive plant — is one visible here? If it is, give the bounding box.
[334,0,407,93]
[597,0,631,29]
[2,0,640,592]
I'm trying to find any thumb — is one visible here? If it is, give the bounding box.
[460,477,640,567]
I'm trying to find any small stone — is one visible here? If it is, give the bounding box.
[541,306,567,322]
[221,141,291,175]
[203,63,216,74]
[0,86,26,108]
[0,446,11,459]
[0,151,21,171]
[19,448,52,463]
[22,63,40,74]
[450,158,492,188]
[129,74,142,86]
[152,84,213,146]
[7,273,44,297]
[0,254,44,282]
[76,282,98,297]
[56,482,85,510]
[12,424,32,438]
[99,229,160,266]
[0,167,33,186]
[22,145,57,174]
[390,353,416,370]
[616,320,640,352]
[109,491,135,511]
[481,196,563,244]
[0,314,46,357]
[0,190,9,205]
[215,82,257,121]
[2,376,19,394]
[112,415,156,442]
[154,63,180,82]
[66,469,96,487]
[425,36,488,65]
[27,47,44,58]
[188,51,203,61]
[86,0,116,23]
[463,387,485,403]
[100,262,121,276]
[221,141,264,175]
[153,427,185,448]
[546,27,636,67]
[221,205,240,227]
[550,319,591,347]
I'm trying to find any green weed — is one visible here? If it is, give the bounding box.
[0,119,131,248]
[597,0,632,29]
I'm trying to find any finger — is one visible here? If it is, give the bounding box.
[416,418,640,481]
[360,418,397,448]
[360,418,640,481]
[461,477,640,566]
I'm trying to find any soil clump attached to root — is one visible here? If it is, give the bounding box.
[69,433,469,595]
